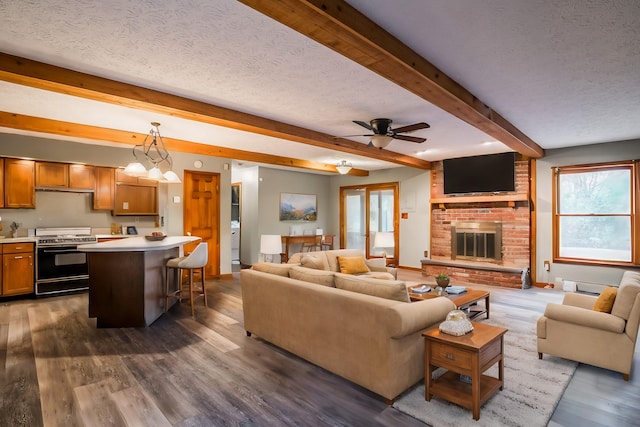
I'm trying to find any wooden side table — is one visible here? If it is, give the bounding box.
[423,322,508,420]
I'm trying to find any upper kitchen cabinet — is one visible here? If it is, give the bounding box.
[35,161,68,188]
[69,164,95,190]
[93,166,115,210]
[35,162,95,190]
[4,158,35,208]
[113,168,158,215]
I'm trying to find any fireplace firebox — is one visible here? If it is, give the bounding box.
[451,221,502,262]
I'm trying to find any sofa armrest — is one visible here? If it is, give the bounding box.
[562,292,597,309]
[387,297,456,338]
[544,303,626,333]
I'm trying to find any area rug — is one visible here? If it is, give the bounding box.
[393,309,577,427]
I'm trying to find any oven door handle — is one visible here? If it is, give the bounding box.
[41,248,79,253]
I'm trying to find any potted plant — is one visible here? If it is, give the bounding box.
[435,273,450,288]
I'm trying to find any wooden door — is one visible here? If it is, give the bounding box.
[184,170,220,278]
[93,166,115,210]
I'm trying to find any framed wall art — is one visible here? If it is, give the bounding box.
[279,193,317,221]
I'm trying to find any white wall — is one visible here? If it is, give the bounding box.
[536,138,640,286]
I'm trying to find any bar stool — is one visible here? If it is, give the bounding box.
[165,242,209,317]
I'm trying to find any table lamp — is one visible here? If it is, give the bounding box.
[260,234,282,263]
[373,231,395,265]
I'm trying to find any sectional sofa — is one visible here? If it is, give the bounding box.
[241,249,456,402]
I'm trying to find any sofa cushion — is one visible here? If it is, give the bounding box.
[593,287,617,313]
[300,254,327,270]
[289,266,335,287]
[362,271,396,280]
[611,271,640,320]
[252,262,295,277]
[334,272,410,303]
[337,256,370,275]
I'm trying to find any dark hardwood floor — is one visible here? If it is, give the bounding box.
[1,269,638,426]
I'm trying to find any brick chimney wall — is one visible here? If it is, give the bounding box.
[424,159,531,288]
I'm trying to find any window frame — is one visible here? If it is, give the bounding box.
[552,160,639,267]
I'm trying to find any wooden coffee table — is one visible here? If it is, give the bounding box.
[409,286,490,320]
[423,322,508,420]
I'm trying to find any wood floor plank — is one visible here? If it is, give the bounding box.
[73,379,127,427]
[175,317,240,353]
[110,384,172,427]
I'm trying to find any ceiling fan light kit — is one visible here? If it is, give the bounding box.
[335,160,353,174]
[370,134,394,149]
[352,118,429,149]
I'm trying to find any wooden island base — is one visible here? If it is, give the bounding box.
[80,235,200,328]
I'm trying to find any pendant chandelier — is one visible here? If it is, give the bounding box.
[335,160,353,175]
[123,122,181,183]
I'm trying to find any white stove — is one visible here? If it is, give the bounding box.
[36,227,97,246]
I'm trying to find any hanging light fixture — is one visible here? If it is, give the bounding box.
[335,160,353,175]
[370,134,394,149]
[123,122,181,183]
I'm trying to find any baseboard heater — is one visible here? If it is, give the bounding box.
[562,279,609,295]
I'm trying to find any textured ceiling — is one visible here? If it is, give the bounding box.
[0,0,638,172]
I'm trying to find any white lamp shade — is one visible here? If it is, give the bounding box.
[370,135,394,149]
[162,170,182,183]
[335,160,352,175]
[123,162,147,177]
[147,166,164,180]
[260,235,282,255]
[373,231,395,249]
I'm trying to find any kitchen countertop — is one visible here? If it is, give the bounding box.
[0,236,37,244]
[95,234,139,239]
[78,235,200,252]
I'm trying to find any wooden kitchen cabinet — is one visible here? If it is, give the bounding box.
[115,168,157,187]
[69,164,95,189]
[4,158,35,208]
[114,183,158,215]
[36,161,68,188]
[93,166,115,210]
[0,158,4,208]
[2,242,35,296]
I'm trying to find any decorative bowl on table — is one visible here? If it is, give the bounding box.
[145,234,167,241]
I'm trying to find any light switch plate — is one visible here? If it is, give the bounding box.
[173,196,181,203]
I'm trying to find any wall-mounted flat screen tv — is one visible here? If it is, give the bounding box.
[443,152,516,195]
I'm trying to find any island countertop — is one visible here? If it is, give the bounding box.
[78,235,200,252]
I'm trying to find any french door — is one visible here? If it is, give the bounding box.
[340,183,399,263]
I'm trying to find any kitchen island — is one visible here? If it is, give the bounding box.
[78,235,200,327]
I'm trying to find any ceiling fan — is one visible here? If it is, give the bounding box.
[350,118,430,149]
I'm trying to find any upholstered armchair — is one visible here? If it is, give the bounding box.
[537,271,640,380]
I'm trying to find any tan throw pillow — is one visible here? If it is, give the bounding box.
[252,262,294,277]
[334,273,409,303]
[289,266,335,287]
[338,256,370,275]
[593,287,617,313]
[300,254,326,270]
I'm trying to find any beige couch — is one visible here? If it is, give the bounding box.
[286,248,398,279]
[241,250,456,402]
[537,271,640,380]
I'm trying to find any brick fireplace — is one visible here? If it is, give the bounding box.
[422,159,531,289]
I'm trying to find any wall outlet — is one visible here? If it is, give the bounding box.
[543,260,550,271]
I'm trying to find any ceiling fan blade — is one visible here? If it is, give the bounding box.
[353,120,374,131]
[393,134,426,143]
[392,122,430,134]
[334,133,374,138]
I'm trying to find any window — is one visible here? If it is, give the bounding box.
[553,161,639,265]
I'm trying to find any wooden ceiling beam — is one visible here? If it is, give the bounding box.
[0,111,369,176]
[240,0,545,158]
[0,52,430,170]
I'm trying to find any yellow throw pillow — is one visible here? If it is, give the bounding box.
[338,256,370,275]
[593,286,617,313]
